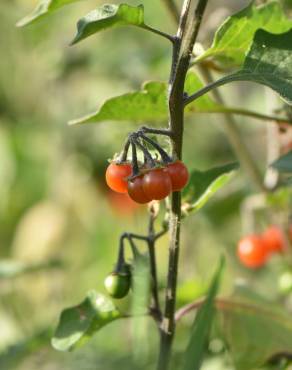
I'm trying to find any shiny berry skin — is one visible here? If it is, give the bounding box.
[166,161,189,191]
[262,225,285,254]
[142,168,172,201]
[128,176,152,204]
[104,272,131,299]
[105,163,132,193]
[237,235,267,269]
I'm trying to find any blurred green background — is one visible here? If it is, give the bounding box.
[1,1,292,369]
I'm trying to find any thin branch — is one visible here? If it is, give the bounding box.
[175,296,292,321]
[116,236,126,269]
[130,139,140,177]
[125,234,141,259]
[197,66,267,192]
[175,298,205,321]
[219,107,292,125]
[154,228,168,240]
[138,133,172,164]
[131,136,156,167]
[122,232,149,242]
[119,138,130,162]
[139,126,173,137]
[142,25,175,43]
[186,104,292,125]
[185,70,279,105]
[184,72,242,106]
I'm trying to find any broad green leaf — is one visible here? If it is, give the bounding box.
[232,29,292,104]
[52,291,121,351]
[196,1,292,67]
[182,163,239,214]
[69,80,168,125]
[191,29,292,107]
[69,72,225,125]
[0,259,62,279]
[183,257,225,370]
[217,295,292,370]
[270,150,292,172]
[71,4,146,45]
[17,0,82,27]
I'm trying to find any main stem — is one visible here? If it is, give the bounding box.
[157,1,209,369]
[148,207,162,321]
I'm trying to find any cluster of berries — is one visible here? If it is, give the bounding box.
[106,160,189,204]
[237,225,292,269]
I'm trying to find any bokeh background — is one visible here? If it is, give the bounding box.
[1,0,292,369]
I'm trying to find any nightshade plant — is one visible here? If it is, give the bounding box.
[18,0,292,369]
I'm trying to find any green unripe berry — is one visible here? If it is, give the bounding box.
[104,272,131,299]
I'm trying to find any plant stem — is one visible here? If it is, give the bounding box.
[198,67,266,192]
[142,25,175,43]
[157,1,209,369]
[131,136,156,167]
[140,126,173,137]
[184,72,257,105]
[130,140,140,177]
[215,107,292,125]
[148,207,162,322]
[119,138,130,162]
[138,133,172,163]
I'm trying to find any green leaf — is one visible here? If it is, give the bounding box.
[182,257,225,370]
[51,291,121,351]
[197,1,292,67]
[218,296,292,370]
[69,72,226,125]
[193,29,292,107]
[69,80,168,125]
[71,3,146,45]
[17,0,82,27]
[233,28,292,104]
[183,163,238,214]
[271,150,292,172]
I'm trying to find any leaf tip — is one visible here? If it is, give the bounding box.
[16,19,26,28]
[69,33,81,46]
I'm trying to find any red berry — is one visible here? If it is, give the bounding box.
[128,176,152,204]
[237,235,267,269]
[105,163,132,193]
[262,225,285,254]
[142,168,172,201]
[166,161,189,191]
